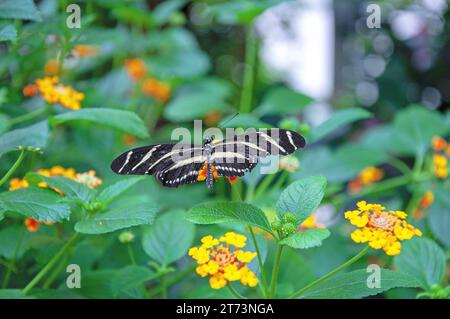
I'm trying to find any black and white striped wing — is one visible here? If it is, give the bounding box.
[210,129,305,177]
[110,143,205,187]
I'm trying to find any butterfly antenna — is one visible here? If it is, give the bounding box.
[219,112,239,128]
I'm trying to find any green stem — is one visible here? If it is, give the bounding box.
[288,245,370,299]
[42,254,68,289]
[269,244,284,298]
[9,105,51,126]
[0,149,26,187]
[355,175,410,198]
[248,226,268,298]
[239,28,257,113]
[270,171,289,192]
[253,173,277,201]
[389,157,412,176]
[23,232,79,295]
[227,283,247,299]
[127,244,136,265]
[146,265,195,298]
[2,228,25,288]
[160,274,168,299]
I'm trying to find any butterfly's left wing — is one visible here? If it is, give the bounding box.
[111,143,206,187]
[210,129,305,177]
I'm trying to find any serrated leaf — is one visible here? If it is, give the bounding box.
[0,187,71,222]
[0,121,49,156]
[142,210,195,267]
[279,229,330,249]
[394,237,446,290]
[392,105,447,157]
[25,173,94,203]
[299,269,420,299]
[96,176,145,206]
[75,204,158,234]
[0,24,16,42]
[0,0,41,21]
[309,108,372,142]
[110,266,158,297]
[276,176,327,223]
[256,86,313,116]
[186,201,272,233]
[50,108,149,139]
[428,188,450,248]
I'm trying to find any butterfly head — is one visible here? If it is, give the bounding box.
[203,135,215,146]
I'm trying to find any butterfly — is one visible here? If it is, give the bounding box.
[110,129,305,188]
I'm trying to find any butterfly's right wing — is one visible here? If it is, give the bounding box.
[110,144,201,175]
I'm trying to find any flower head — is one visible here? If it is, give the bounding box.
[44,59,60,75]
[189,232,258,289]
[118,231,135,243]
[345,201,422,256]
[35,76,84,110]
[348,167,384,193]
[24,218,40,232]
[279,155,300,173]
[141,78,171,103]
[23,84,38,97]
[72,45,98,58]
[124,58,147,81]
[75,170,103,189]
[432,136,447,152]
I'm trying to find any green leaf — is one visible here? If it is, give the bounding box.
[206,0,274,25]
[0,226,29,259]
[110,266,158,297]
[96,176,145,206]
[392,105,447,157]
[0,187,71,222]
[394,237,446,290]
[0,121,49,156]
[149,50,210,79]
[74,203,158,234]
[428,188,450,248]
[50,108,149,139]
[0,289,29,299]
[142,210,195,266]
[309,108,372,142]
[257,86,313,116]
[164,93,230,122]
[153,0,187,25]
[294,144,388,183]
[25,173,94,203]
[279,229,330,249]
[0,113,10,134]
[0,24,16,42]
[186,201,272,233]
[299,269,420,299]
[0,0,41,21]
[276,176,327,223]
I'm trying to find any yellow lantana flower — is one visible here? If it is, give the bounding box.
[189,232,258,290]
[345,201,422,256]
[34,76,84,110]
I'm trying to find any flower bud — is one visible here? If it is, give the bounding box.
[118,231,135,243]
[282,222,297,236]
[283,213,297,224]
[271,220,282,231]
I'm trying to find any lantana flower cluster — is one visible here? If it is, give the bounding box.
[345,201,422,256]
[431,136,449,179]
[348,166,384,193]
[188,232,259,290]
[124,58,171,103]
[23,76,84,110]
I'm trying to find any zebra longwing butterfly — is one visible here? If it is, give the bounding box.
[110,129,305,188]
